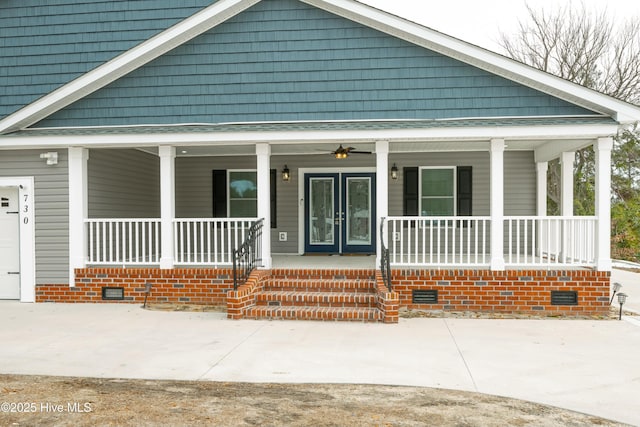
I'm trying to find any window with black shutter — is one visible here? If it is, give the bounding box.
[212,169,277,228]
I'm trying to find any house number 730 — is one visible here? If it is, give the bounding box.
[23,193,29,224]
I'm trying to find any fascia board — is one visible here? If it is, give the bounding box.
[304,0,640,123]
[0,123,620,150]
[0,0,259,134]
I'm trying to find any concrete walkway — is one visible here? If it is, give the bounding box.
[1,269,639,425]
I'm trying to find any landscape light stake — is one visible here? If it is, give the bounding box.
[143,282,153,308]
[617,293,628,320]
[610,282,622,305]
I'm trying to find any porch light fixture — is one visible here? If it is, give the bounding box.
[391,164,398,180]
[40,151,58,165]
[282,165,290,182]
[610,282,622,305]
[617,292,628,320]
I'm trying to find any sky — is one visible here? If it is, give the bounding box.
[358,0,640,53]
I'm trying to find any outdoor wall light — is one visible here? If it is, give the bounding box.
[617,292,628,320]
[40,151,58,165]
[610,282,622,305]
[391,164,398,180]
[282,165,290,182]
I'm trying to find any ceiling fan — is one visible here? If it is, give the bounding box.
[331,144,372,159]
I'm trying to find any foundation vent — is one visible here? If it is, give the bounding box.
[102,287,125,301]
[412,290,438,304]
[551,291,578,306]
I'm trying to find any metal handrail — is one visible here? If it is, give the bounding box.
[232,219,264,290]
[380,218,392,292]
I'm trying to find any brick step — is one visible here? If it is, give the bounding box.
[265,279,376,293]
[256,290,377,308]
[243,305,382,322]
[269,269,376,281]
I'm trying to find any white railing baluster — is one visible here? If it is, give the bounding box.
[383,216,596,268]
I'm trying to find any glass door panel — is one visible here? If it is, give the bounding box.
[310,178,335,245]
[346,177,371,245]
[342,173,376,254]
[304,174,339,253]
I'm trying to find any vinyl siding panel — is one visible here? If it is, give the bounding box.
[504,151,536,216]
[88,149,160,218]
[0,150,69,284]
[0,0,215,119]
[36,0,595,127]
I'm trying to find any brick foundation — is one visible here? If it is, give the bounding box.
[35,267,610,317]
[36,268,235,305]
[393,269,610,315]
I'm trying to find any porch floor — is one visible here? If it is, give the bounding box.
[271,254,376,269]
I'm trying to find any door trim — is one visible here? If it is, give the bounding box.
[298,167,375,255]
[0,177,35,302]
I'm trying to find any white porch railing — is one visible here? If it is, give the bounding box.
[504,216,597,267]
[383,216,597,268]
[173,218,257,266]
[86,219,161,265]
[384,216,491,267]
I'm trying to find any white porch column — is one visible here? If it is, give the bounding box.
[490,139,505,270]
[561,151,575,216]
[375,140,389,267]
[595,137,613,271]
[536,161,548,216]
[256,143,272,269]
[159,146,175,269]
[68,147,89,287]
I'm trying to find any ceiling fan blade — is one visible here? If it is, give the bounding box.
[349,150,372,154]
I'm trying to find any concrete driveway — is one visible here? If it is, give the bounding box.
[1,268,639,425]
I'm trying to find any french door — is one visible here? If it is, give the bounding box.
[304,173,376,254]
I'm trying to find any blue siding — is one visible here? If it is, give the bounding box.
[5,0,595,127]
[0,0,215,119]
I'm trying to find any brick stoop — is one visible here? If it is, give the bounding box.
[230,269,393,322]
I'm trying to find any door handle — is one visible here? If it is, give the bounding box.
[8,272,20,275]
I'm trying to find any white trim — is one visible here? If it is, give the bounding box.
[375,140,389,266]
[490,139,505,271]
[256,143,272,269]
[0,0,260,134]
[303,0,640,123]
[0,177,36,302]
[68,148,88,286]
[595,137,613,271]
[159,146,176,269]
[0,123,621,150]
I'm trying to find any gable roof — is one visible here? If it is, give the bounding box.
[1,0,639,134]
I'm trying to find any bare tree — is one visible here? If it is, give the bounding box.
[500,2,640,104]
[499,2,640,217]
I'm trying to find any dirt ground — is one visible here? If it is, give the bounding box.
[0,374,625,426]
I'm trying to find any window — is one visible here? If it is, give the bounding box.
[228,170,257,217]
[420,167,455,216]
[212,169,277,227]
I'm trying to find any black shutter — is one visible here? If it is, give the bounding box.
[457,166,472,228]
[456,166,472,216]
[212,170,227,217]
[403,167,419,216]
[270,169,277,228]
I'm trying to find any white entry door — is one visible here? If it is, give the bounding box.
[0,187,20,299]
